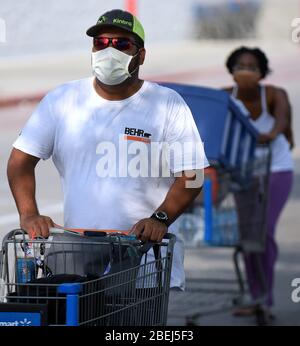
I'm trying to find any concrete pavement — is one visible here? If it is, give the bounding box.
[167,158,300,326]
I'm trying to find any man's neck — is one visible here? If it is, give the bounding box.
[93,77,144,101]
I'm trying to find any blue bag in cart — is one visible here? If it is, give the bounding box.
[16,242,36,283]
[205,207,239,246]
[16,258,35,283]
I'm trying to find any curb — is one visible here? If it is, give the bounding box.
[0,92,46,108]
[1,51,299,109]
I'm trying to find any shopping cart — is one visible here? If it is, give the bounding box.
[0,228,175,326]
[180,145,271,326]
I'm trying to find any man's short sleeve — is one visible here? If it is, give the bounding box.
[13,94,56,160]
[164,91,209,173]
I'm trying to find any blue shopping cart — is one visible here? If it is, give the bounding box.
[160,83,258,182]
[162,83,272,325]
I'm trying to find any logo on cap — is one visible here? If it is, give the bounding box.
[113,18,133,27]
[98,16,107,24]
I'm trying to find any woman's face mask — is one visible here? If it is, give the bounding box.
[91,47,139,86]
[233,69,261,89]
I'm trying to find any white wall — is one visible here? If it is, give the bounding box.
[257,0,299,40]
[0,0,298,58]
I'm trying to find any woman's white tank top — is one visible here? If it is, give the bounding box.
[232,85,294,172]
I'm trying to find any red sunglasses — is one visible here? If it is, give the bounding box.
[93,37,138,51]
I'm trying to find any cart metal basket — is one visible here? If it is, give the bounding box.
[0,229,175,326]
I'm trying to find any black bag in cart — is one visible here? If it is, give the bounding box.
[7,273,100,325]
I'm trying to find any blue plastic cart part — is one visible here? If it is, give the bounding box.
[58,283,82,326]
[159,83,258,170]
[204,178,213,243]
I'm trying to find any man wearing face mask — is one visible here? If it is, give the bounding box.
[223,47,294,317]
[7,9,209,291]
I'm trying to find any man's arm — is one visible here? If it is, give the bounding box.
[7,148,54,238]
[130,170,203,242]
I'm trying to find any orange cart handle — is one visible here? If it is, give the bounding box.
[53,224,130,236]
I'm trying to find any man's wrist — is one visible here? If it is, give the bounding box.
[150,211,169,226]
[20,212,39,220]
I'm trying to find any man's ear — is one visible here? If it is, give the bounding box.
[139,48,146,66]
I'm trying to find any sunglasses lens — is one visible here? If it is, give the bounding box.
[113,38,132,51]
[93,37,136,51]
[93,38,109,50]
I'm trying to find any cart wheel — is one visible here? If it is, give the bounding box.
[255,305,269,326]
[185,317,198,326]
[232,296,244,306]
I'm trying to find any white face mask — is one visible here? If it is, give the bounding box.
[91,47,139,86]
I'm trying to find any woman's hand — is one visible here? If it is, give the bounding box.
[258,131,277,144]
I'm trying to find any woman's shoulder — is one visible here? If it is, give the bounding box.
[264,84,290,104]
[264,84,288,96]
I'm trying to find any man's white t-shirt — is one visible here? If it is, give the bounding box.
[13,78,209,290]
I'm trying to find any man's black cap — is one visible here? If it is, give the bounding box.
[86,9,145,43]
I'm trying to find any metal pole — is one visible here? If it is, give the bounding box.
[125,0,138,16]
[204,179,213,243]
[58,283,82,326]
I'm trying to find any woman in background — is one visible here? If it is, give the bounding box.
[224,47,294,317]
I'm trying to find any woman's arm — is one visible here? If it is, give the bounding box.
[271,87,290,135]
[259,86,291,144]
[281,92,295,149]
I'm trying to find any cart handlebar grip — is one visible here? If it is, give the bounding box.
[2,228,176,254]
[139,233,176,254]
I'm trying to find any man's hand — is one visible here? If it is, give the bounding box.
[129,218,168,243]
[20,214,54,239]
